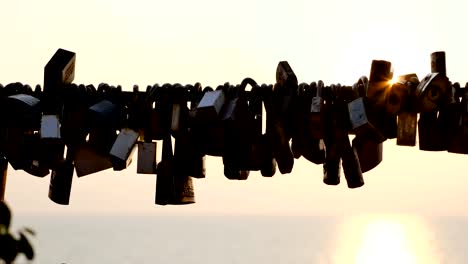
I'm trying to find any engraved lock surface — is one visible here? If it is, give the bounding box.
[48,159,74,205]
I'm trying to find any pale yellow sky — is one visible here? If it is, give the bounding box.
[1,0,468,216]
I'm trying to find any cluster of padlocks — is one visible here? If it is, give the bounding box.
[0,49,465,206]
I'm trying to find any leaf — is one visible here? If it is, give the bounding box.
[22,227,36,236]
[18,232,34,260]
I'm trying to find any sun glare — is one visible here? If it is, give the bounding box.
[330,214,442,264]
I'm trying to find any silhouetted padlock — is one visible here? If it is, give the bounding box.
[43,48,75,95]
[170,84,189,136]
[22,133,50,177]
[291,83,308,159]
[137,90,158,174]
[336,111,364,189]
[4,94,41,130]
[146,84,171,140]
[155,135,195,205]
[196,87,226,122]
[267,61,297,174]
[194,86,226,156]
[137,141,157,174]
[173,83,206,179]
[322,90,341,186]
[74,93,121,176]
[221,82,253,180]
[352,136,383,173]
[347,84,386,144]
[307,81,325,140]
[395,74,419,146]
[367,60,393,106]
[0,155,7,201]
[448,83,468,154]
[48,159,74,205]
[110,128,139,171]
[417,51,452,151]
[41,49,76,168]
[416,73,451,112]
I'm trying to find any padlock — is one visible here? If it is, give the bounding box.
[172,84,206,178]
[221,83,250,180]
[267,62,297,174]
[4,128,53,176]
[196,87,226,122]
[74,88,121,176]
[4,93,41,130]
[367,60,393,106]
[448,83,468,154]
[155,135,195,205]
[48,159,74,205]
[193,86,226,157]
[147,84,172,140]
[352,136,383,173]
[137,89,158,174]
[0,155,7,201]
[322,88,341,186]
[170,84,189,136]
[416,73,451,112]
[417,51,452,151]
[22,133,50,177]
[335,105,364,189]
[43,48,75,95]
[256,84,277,177]
[307,81,325,140]
[367,60,398,139]
[137,141,157,174]
[347,83,386,144]
[109,128,139,171]
[39,114,65,169]
[290,83,308,159]
[395,74,420,146]
[109,90,141,171]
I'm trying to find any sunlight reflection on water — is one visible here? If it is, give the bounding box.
[329,214,442,264]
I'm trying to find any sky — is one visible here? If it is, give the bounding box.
[1,0,468,217]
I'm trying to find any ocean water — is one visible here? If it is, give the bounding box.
[8,214,468,263]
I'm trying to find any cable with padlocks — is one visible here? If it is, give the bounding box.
[0,49,466,206]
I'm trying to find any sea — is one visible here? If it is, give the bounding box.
[8,214,468,263]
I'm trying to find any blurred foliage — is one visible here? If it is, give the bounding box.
[0,201,35,264]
